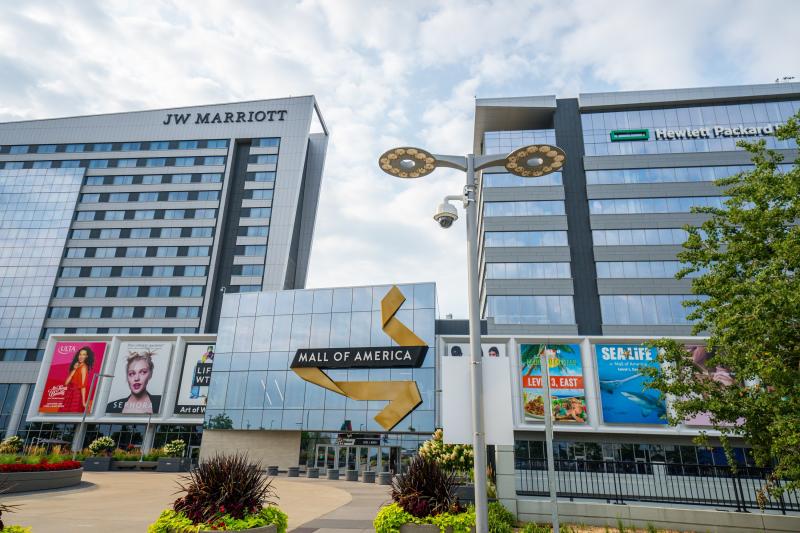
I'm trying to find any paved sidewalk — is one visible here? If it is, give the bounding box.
[3,471,354,532]
[290,477,392,533]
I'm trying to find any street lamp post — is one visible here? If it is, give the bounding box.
[378,144,566,533]
[74,372,114,459]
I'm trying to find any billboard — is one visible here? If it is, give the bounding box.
[682,344,734,426]
[106,341,173,414]
[38,341,108,413]
[444,343,507,358]
[595,344,666,425]
[174,344,215,415]
[520,343,587,423]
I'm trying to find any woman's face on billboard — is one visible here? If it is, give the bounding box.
[78,349,89,363]
[127,359,152,395]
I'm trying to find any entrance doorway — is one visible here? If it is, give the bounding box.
[314,444,402,474]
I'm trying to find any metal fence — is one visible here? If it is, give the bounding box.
[515,458,800,514]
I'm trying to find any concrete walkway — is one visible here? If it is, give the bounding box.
[290,477,392,533]
[3,471,362,532]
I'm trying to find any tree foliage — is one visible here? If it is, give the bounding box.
[642,112,800,494]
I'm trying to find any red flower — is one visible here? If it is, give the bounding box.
[0,460,81,473]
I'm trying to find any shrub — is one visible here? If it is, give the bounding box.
[163,439,186,457]
[488,501,515,533]
[0,436,22,454]
[142,447,167,461]
[88,436,115,455]
[418,429,473,473]
[374,502,475,533]
[391,455,463,518]
[173,453,277,524]
[148,507,287,533]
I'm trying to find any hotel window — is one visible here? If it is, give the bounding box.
[3,162,23,170]
[244,208,271,218]
[197,191,219,201]
[55,287,77,298]
[207,139,228,149]
[168,191,189,201]
[103,211,125,221]
[81,194,100,203]
[85,176,105,185]
[85,287,107,298]
[122,142,141,151]
[178,140,198,149]
[117,286,139,297]
[146,158,166,167]
[237,264,264,276]
[71,230,91,239]
[134,210,155,220]
[239,226,269,237]
[130,228,151,239]
[200,173,223,183]
[178,286,203,297]
[37,144,57,153]
[94,247,117,258]
[248,189,273,200]
[190,227,213,238]
[144,307,167,318]
[187,246,210,257]
[89,160,109,169]
[142,175,163,184]
[152,266,175,277]
[175,157,195,167]
[80,307,102,319]
[109,193,129,202]
[241,245,267,256]
[195,209,216,219]
[248,171,276,182]
[148,286,170,297]
[165,209,187,220]
[159,227,182,238]
[117,159,137,168]
[32,161,52,169]
[126,247,147,258]
[49,307,70,319]
[156,247,179,257]
[61,160,81,168]
[149,141,169,150]
[65,144,85,153]
[255,138,280,148]
[112,307,135,319]
[176,307,200,318]
[184,266,206,277]
[253,154,278,165]
[138,192,158,202]
[113,175,134,185]
[93,143,112,152]
[61,267,81,278]
[203,156,225,166]
[9,145,29,154]
[121,266,143,277]
[76,211,95,221]
[99,228,121,239]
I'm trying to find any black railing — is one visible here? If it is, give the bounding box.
[515,458,800,513]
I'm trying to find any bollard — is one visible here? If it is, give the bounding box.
[307,467,319,479]
[362,471,376,483]
[288,466,300,477]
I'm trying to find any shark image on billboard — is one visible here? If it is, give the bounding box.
[595,344,666,424]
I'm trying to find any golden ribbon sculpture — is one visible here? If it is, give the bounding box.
[292,286,425,430]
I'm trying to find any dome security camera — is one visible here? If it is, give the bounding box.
[433,201,458,229]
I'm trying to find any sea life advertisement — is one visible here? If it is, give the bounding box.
[595,344,666,424]
[519,343,587,424]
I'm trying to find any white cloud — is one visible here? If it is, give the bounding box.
[0,0,798,319]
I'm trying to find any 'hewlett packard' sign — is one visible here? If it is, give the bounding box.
[610,123,782,142]
[292,346,427,369]
[163,109,287,125]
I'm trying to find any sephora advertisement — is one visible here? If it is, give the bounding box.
[106,342,173,414]
[174,344,215,415]
[38,341,108,413]
[595,344,666,425]
[520,343,587,424]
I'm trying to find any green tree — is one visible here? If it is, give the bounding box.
[642,112,800,496]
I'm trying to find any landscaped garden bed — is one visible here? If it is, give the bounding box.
[148,453,288,532]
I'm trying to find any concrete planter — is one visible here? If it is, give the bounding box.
[307,467,319,478]
[362,471,376,483]
[377,472,393,485]
[83,456,112,471]
[111,460,158,471]
[195,525,277,533]
[326,468,340,480]
[267,465,279,476]
[0,467,83,493]
[399,524,475,533]
[157,457,191,472]
[287,466,300,477]
[345,469,359,481]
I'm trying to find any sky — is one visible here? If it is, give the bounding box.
[1,0,798,318]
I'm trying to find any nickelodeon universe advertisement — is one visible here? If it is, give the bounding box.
[38,341,108,413]
[595,344,667,425]
[105,342,173,415]
[174,344,215,415]
[520,343,587,424]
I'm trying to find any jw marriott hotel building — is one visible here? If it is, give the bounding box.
[0,97,328,439]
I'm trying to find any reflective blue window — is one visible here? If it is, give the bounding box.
[483,129,557,155]
[486,296,575,325]
[483,171,562,187]
[484,231,568,247]
[589,196,727,214]
[600,295,701,324]
[485,262,571,279]
[592,228,688,246]
[484,200,565,217]
[203,156,225,166]
[256,138,280,148]
[596,261,701,278]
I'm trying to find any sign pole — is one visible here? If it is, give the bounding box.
[540,349,559,532]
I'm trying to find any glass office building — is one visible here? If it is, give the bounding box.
[0,97,329,444]
[474,82,800,336]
